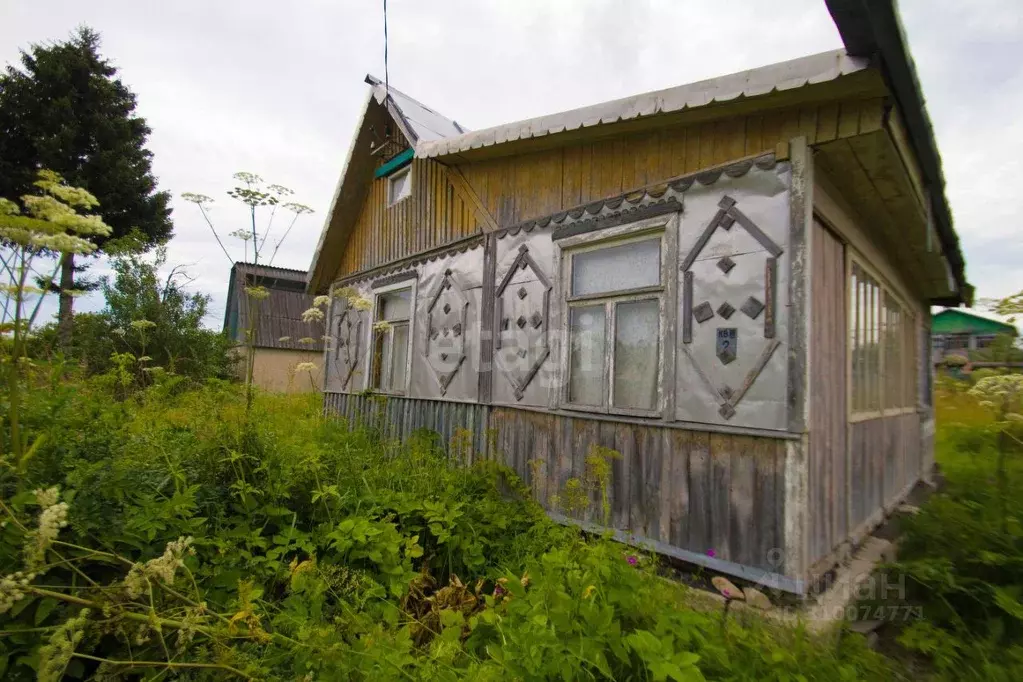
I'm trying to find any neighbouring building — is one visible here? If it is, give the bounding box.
[931,308,1017,364]
[306,0,970,593]
[223,263,325,393]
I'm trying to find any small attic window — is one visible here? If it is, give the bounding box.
[388,166,412,206]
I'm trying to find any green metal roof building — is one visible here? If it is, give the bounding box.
[932,308,1017,362]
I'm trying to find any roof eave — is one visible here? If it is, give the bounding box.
[826,0,970,305]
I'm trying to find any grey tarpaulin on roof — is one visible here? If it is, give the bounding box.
[365,75,465,143]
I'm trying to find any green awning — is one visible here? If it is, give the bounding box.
[374,148,414,178]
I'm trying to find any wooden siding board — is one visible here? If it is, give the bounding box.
[808,221,847,563]
[754,440,781,571]
[613,423,635,531]
[687,432,712,553]
[709,434,732,560]
[668,430,690,547]
[729,437,756,565]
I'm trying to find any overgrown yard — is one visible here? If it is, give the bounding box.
[1,368,1022,680]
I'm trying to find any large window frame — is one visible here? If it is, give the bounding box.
[365,279,417,395]
[556,213,678,419]
[848,254,918,421]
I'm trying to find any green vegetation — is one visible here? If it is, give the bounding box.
[882,374,1023,680]
[0,375,896,680]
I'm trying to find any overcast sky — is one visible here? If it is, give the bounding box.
[2,0,1020,327]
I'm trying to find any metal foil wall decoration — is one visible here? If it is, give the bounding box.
[424,268,469,395]
[681,194,783,420]
[333,304,362,390]
[495,245,551,400]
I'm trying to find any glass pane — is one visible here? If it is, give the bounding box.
[569,305,606,405]
[389,169,410,203]
[613,299,659,410]
[374,331,391,390]
[389,323,409,392]
[378,289,411,321]
[571,239,660,296]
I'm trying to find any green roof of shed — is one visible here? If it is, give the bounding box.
[932,309,1016,336]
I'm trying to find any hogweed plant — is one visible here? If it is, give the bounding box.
[0,170,112,465]
[182,173,313,412]
[968,373,1023,532]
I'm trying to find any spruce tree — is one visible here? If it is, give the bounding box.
[0,26,172,346]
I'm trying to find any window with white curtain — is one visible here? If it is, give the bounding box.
[371,286,413,393]
[564,233,664,415]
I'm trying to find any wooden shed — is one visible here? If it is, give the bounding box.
[223,263,325,392]
[306,0,970,593]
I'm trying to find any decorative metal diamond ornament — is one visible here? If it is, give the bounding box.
[717,256,736,274]
[741,296,765,320]
[717,302,736,319]
[693,302,714,323]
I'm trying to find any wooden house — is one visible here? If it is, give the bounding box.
[306,0,970,593]
[223,263,325,392]
[931,308,1017,364]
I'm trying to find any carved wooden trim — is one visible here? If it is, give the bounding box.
[551,198,681,241]
[371,270,418,289]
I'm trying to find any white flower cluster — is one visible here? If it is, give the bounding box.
[313,295,331,308]
[301,307,325,323]
[38,608,90,682]
[175,603,207,652]
[969,375,1023,416]
[124,536,195,598]
[26,488,69,570]
[293,362,318,374]
[35,486,60,508]
[245,285,270,301]
[0,571,36,614]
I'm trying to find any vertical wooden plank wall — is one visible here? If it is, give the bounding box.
[848,413,921,531]
[335,98,885,280]
[488,408,786,572]
[808,220,848,564]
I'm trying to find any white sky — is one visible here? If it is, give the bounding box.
[2,0,1020,327]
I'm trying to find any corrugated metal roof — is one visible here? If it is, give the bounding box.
[365,75,465,143]
[227,263,326,351]
[415,49,867,159]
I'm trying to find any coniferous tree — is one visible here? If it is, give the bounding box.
[0,26,172,347]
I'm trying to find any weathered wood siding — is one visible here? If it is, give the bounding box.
[339,159,484,277]
[336,98,884,279]
[808,220,848,564]
[322,393,788,574]
[323,392,491,455]
[490,408,786,571]
[849,413,921,529]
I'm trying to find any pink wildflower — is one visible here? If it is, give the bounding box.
[626,555,638,566]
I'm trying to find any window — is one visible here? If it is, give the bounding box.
[564,233,665,415]
[370,286,413,393]
[388,166,411,205]
[849,260,917,416]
